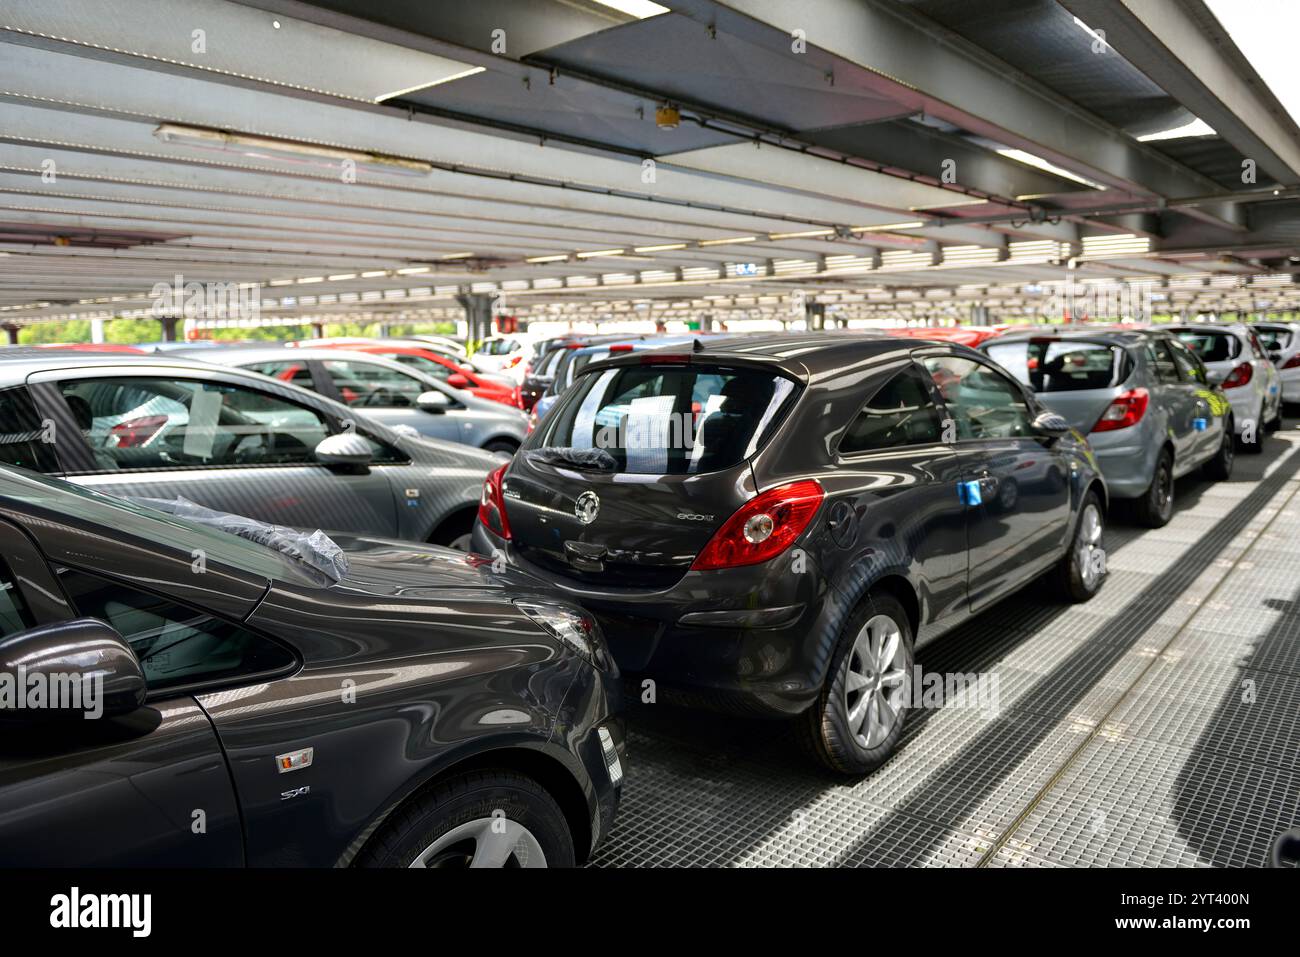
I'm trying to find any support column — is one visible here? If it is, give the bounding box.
[3,324,19,345]
[310,321,325,339]
[456,292,494,344]
[90,317,106,344]
[806,301,826,330]
[159,315,180,342]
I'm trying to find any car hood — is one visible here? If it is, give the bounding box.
[324,533,554,601]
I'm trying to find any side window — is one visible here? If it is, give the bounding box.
[390,354,451,381]
[0,386,58,473]
[1145,340,1182,385]
[57,377,330,472]
[57,567,295,693]
[0,558,34,638]
[244,361,315,389]
[922,356,1034,440]
[1166,339,1207,384]
[840,364,942,454]
[321,360,425,408]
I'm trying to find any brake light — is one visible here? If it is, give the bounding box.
[609,344,634,352]
[1091,388,1149,432]
[691,480,824,571]
[1222,362,1253,389]
[506,355,523,368]
[109,415,167,448]
[478,463,512,540]
[639,353,691,364]
[1283,354,1300,370]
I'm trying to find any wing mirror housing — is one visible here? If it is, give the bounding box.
[1032,411,1071,437]
[417,390,453,413]
[446,374,470,389]
[0,618,146,723]
[315,432,374,468]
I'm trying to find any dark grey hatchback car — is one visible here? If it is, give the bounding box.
[474,334,1108,774]
[0,466,623,867]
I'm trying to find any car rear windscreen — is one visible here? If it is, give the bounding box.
[1255,327,1294,352]
[984,339,1126,391]
[1173,330,1239,362]
[541,364,797,474]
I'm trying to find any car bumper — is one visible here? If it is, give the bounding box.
[473,523,834,717]
[1085,426,1158,499]
[1280,368,1300,403]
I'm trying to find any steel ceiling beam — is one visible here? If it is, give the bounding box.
[670,0,1246,231]
[1061,0,1300,186]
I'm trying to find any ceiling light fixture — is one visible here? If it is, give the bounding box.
[854,222,926,232]
[374,67,487,103]
[526,254,571,263]
[699,236,757,246]
[994,148,1106,189]
[591,0,670,20]
[439,252,475,260]
[153,124,433,176]
[769,228,836,239]
[633,243,688,252]
[1137,118,1216,141]
[575,249,627,258]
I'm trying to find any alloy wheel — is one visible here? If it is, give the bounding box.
[408,817,547,868]
[1076,502,1105,590]
[843,614,909,749]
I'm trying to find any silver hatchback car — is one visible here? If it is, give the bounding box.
[187,346,530,455]
[983,328,1234,526]
[1163,322,1282,451]
[0,350,497,549]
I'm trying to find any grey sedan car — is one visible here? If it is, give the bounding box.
[185,346,529,455]
[982,328,1234,526]
[0,350,496,548]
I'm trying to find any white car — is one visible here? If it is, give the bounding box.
[1254,321,1300,406]
[1166,322,1282,452]
[468,336,530,382]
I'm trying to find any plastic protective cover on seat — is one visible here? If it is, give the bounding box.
[128,496,349,581]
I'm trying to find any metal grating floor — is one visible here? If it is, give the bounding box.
[591,423,1300,868]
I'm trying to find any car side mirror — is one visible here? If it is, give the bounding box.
[1032,411,1071,436]
[0,618,146,723]
[315,431,373,467]
[446,374,470,389]
[417,389,453,413]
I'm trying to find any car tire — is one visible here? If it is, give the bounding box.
[430,511,477,551]
[1053,490,1106,602]
[1133,449,1174,527]
[798,592,914,776]
[1202,422,1235,481]
[354,769,575,868]
[1265,398,1283,433]
[482,439,519,457]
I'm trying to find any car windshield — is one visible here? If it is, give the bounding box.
[542,363,798,475]
[985,339,1126,391]
[1173,329,1240,362]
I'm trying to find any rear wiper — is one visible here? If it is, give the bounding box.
[527,446,617,471]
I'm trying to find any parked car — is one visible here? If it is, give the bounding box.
[308,341,523,409]
[522,335,636,412]
[1163,323,1282,451]
[468,336,529,381]
[190,347,529,455]
[474,333,1107,774]
[1252,320,1300,407]
[0,350,496,549]
[0,464,623,866]
[981,328,1234,526]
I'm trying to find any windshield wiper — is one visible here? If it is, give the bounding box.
[527,446,617,471]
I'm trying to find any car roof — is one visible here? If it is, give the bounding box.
[581,331,955,379]
[983,326,1155,347]
[0,349,235,380]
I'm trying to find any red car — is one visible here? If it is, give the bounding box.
[310,342,522,408]
[883,326,1003,348]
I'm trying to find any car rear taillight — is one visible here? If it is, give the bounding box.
[609,344,634,352]
[639,353,691,364]
[1222,362,1253,388]
[1091,388,1149,432]
[691,480,824,571]
[506,355,523,368]
[1283,354,1300,370]
[109,415,167,448]
[478,463,512,540]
